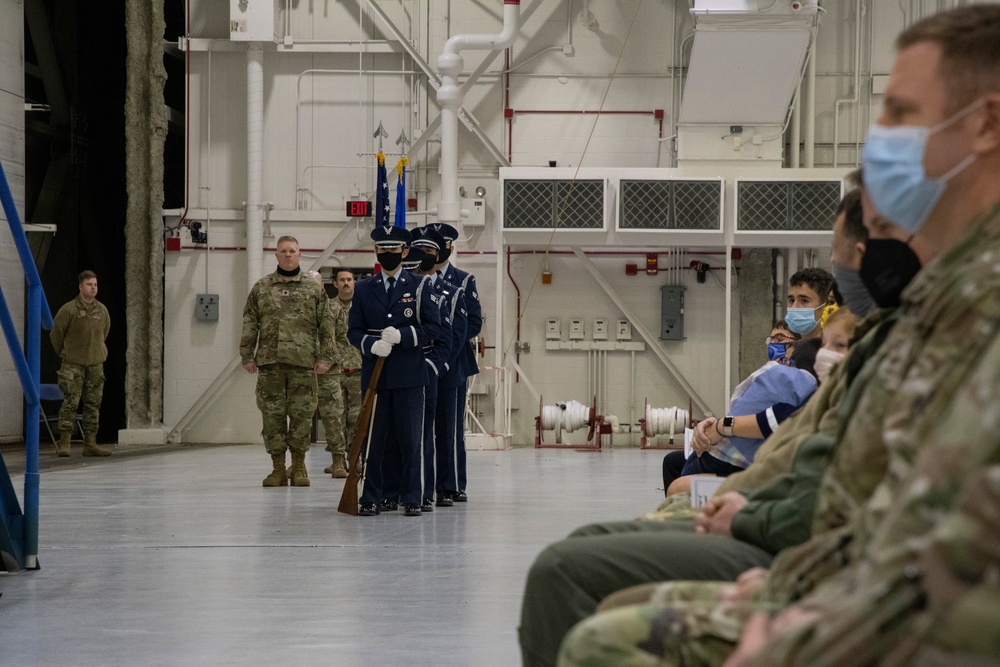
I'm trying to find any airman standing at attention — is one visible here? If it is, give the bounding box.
[347,225,441,516]
[241,236,336,487]
[50,270,112,457]
[426,222,482,502]
[324,268,363,478]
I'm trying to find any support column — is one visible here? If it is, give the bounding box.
[123,0,167,435]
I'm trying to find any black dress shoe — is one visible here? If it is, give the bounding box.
[378,499,399,512]
[403,504,422,516]
[435,493,454,507]
[358,503,380,516]
[421,499,434,513]
[453,491,468,503]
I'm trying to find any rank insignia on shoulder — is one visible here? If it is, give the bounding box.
[473,291,479,299]
[402,293,412,298]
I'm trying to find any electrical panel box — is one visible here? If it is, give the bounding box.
[569,319,585,340]
[593,319,608,340]
[660,286,686,340]
[616,319,632,341]
[545,319,561,340]
[196,294,220,322]
[462,198,487,227]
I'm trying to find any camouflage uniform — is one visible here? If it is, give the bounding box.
[315,296,350,456]
[240,271,335,455]
[521,311,897,667]
[556,203,1000,667]
[329,297,362,454]
[50,294,110,435]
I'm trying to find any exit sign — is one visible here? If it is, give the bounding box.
[346,200,372,217]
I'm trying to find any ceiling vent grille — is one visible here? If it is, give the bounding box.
[619,180,721,230]
[737,180,841,231]
[503,179,604,229]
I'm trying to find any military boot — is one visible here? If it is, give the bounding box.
[82,433,112,457]
[289,451,311,487]
[329,453,348,479]
[323,451,337,475]
[263,452,289,487]
[55,432,72,457]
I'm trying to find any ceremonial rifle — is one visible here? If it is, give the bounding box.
[337,356,385,515]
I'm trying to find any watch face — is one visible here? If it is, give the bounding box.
[723,417,735,428]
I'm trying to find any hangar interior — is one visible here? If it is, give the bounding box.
[0,0,977,663]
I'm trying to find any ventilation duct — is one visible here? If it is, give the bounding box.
[677,1,819,167]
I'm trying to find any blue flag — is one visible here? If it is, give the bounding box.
[394,157,408,229]
[375,151,390,228]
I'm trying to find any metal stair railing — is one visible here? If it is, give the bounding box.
[0,157,54,571]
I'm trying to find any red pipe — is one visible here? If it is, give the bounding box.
[508,250,727,256]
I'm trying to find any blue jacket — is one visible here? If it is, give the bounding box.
[439,263,481,378]
[348,271,442,391]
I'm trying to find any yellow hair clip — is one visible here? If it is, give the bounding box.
[820,304,839,328]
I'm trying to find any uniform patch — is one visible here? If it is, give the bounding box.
[281,289,290,296]
[473,291,479,299]
[404,308,414,317]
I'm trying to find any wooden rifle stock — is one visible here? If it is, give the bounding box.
[338,357,385,515]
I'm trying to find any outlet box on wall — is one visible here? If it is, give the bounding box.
[195,294,219,322]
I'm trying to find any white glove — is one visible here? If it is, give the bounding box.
[371,340,393,357]
[381,326,402,344]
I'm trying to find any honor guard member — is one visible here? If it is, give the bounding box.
[50,270,112,457]
[427,222,482,502]
[324,268,363,477]
[307,271,350,479]
[241,236,336,487]
[347,225,441,516]
[412,228,469,510]
[378,243,457,513]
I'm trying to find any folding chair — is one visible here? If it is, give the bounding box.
[38,384,84,443]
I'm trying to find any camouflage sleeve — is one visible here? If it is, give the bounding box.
[50,302,71,357]
[316,289,336,365]
[102,302,111,340]
[333,303,350,368]
[239,285,260,364]
[729,431,837,555]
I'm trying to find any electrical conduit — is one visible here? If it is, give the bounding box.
[246,45,264,290]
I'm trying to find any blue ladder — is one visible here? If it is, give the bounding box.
[0,157,53,571]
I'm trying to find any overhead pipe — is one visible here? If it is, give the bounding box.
[437,0,521,227]
[246,45,265,291]
[832,0,864,168]
[803,19,817,167]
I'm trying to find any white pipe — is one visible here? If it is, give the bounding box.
[246,45,265,291]
[832,0,864,168]
[803,22,817,168]
[724,244,732,409]
[629,350,635,446]
[436,0,520,225]
[790,82,801,168]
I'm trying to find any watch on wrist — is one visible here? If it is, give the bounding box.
[721,416,735,437]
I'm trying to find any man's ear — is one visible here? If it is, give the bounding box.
[854,240,866,263]
[972,93,1000,154]
[401,248,409,259]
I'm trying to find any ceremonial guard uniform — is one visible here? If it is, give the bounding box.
[347,226,441,516]
[427,222,482,501]
[411,228,469,510]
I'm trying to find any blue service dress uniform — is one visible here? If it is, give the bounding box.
[347,269,441,509]
[438,262,482,495]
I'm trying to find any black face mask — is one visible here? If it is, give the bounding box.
[436,246,451,264]
[858,238,922,309]
[377,252,403,272]
[419,255,437,272]
[276,265,301,277]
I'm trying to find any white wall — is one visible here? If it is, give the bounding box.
[163,0,943,444]
[0,0,25,443]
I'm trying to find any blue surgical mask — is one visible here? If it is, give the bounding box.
[767,343,788,361]
[785,307,821,336]
[862,100,981,234]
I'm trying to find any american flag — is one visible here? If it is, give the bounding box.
[394,157,408,229]
[375,151,390,228]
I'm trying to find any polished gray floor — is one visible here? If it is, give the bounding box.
[1,445,665,666]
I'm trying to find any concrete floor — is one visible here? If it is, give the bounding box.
[0,444,666,666]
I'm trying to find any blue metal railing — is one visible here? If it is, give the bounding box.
[0,157,53,571]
